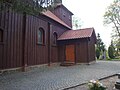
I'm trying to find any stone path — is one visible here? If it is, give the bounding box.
[0,61,120,90]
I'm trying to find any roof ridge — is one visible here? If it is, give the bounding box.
[73,27,94,31]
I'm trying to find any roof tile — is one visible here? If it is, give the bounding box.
[42,11,71,29]
[58,28,94,40]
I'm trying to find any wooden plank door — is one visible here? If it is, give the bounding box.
[66,45,75,62]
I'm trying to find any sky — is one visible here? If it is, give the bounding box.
[63,0,114,48]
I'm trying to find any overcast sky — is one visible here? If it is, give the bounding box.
[63,0,114,47]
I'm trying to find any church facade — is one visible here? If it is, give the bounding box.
[0,2,96,71]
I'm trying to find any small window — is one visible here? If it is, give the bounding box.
[0,29,3,42]
[53,32,58,45]
[38,28,45,44]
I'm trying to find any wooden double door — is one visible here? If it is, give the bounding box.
[65,45,75,62]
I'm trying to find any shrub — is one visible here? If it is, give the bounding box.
[88,80,106,90]
[96,48,100,59]
[108,46,115,59]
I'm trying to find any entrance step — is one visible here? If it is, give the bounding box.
[60,62,75,66]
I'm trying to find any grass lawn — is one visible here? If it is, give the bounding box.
[97,58,120,61]
[107,58,120,61]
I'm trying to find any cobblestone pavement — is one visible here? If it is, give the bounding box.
[0,61,120,90]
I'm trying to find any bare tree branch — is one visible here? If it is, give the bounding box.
[104,0,120,39]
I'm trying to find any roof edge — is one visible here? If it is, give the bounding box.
[41,11,72,29]
[57,27,96,41]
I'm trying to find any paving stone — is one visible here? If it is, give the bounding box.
[0,61,120,90]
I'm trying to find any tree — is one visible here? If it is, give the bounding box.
[108,45,115,59]
[96,33,106,59]
[104,0,120,57]
[96,33,105,52]
[96,48,100,59]
[111,38,120,56]
[108,40,115,59]
[0,0,62,15]
[116,39,120,54]
[72,16,83,30]
[104,0,120,38]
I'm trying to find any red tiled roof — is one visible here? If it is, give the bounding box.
[58,28,95,40]
[42,11,71,29]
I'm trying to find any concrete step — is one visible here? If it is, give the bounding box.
[60,62,75,66]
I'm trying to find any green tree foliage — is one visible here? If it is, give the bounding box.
[96,33,106,59]
[0,0,62,15]
[108,45,115,59]
[111,33,120,56]
[96,48,100,59]
[116,39,120,55]
[72,16,83,29]
[96,33,105,52]
[104,0,120,57]
[104,0,120,38]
